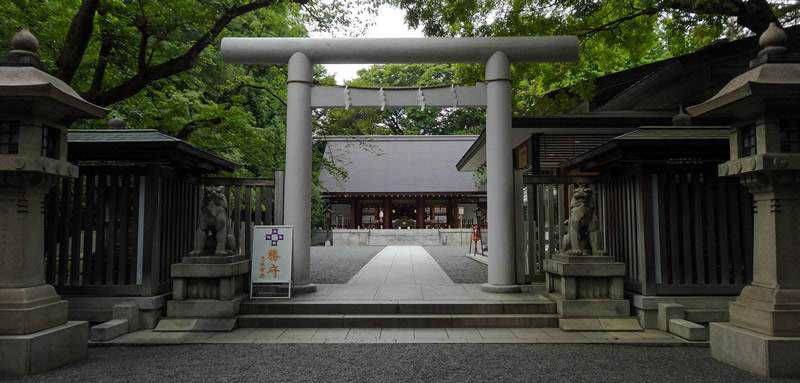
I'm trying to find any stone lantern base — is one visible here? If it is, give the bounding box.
[711,322,800,378]
[0,321,88,376]
[709,284,800,377]
[0,285,87,376]
[155,255,250,332]
[544,254,633,330]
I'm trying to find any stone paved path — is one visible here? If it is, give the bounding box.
[109,327,687,345]
[347,245,453,285]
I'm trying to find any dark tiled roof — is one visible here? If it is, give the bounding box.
[67,129,237,173]
[67,129,180,142]
[615,126,729,140]
[319,135,484,194]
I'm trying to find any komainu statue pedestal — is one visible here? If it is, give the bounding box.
[544,252,630,320]
[156,187,249,332]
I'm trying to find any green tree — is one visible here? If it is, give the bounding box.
[390,0,799,115]
[0,0,374,178]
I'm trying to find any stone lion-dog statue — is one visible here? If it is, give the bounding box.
[561,184,602,256]
[190,186,237,256]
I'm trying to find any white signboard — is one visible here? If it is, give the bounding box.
[251,226,293,298]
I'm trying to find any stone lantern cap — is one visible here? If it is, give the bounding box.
[687,23,800,118]
[0,29,107,120]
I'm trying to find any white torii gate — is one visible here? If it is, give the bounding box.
[221,37,578,294]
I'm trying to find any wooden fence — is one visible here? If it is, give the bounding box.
[596,166,753,296]
[523,168,753,296]
[43,168,276,297]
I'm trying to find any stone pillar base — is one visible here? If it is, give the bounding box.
[544,255,630,318]
[156,256,249,332]
[0,285,69,335]
[711,322,800,378]
[0,321,87,376]
[292,283,318,295]
[481,283,521,293]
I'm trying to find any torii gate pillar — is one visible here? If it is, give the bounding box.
[222,37,578,294]
[482,51,518,293]
[285,52,316,293]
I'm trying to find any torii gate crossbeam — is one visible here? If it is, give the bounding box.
[222,37,578,294]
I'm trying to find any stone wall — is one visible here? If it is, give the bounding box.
[323,229,472,247]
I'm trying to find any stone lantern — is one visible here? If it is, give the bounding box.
[688,23,800,378]
[0,30,107,376]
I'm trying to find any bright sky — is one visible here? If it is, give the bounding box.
[309,4,423,83]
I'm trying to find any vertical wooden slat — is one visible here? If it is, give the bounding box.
[70,176,83,286]
[232,185,241,252]
[254,186,263,224]
[82,172,96,285]
[117,174,130,284]
[180,181,189,257]
[176,180,185,259]
[657,174,669,286]
[44,183,59,284]
[94,173,107,285]
[164,178,174,279]
[106,172,119,284]
[741,186,754,283]
[266,187,275,225]
[681,172,693,285]
[717,179,731,284]
[694,171,707,285]
[141,169,163,296]
[705,168,719,285]
[245,186,254,257]
[668,172,680,285]
[57,179,71,286]
[728,178,743,285]
[129,174,140,284]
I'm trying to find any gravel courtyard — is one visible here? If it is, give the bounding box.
[423,246,487,283]
[310,246,383,284]
[6,344,786,383]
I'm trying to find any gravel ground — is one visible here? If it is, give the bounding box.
[310,246,383,284]
[7,344,787,383]
[424,246,487,283]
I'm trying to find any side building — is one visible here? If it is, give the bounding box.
[319,135,486,230]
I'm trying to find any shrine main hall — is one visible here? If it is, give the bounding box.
[319,135,485,229]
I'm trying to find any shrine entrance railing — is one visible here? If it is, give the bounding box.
[43,171,280,297]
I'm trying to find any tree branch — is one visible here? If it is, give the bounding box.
[56,0,100,83]
[90,0,308,106]
[88,31,113,99]
[578,7,662,38]
[176,117,224,140]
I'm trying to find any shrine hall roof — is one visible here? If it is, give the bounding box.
[319,135,484,195]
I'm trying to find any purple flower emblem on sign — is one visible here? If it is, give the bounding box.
[265,228,285,246]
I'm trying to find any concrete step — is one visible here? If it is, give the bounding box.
[684,309,729,323]
[237,313,559,328]
[240,301,557,315]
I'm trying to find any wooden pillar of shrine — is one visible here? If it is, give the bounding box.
[353,198,361,228]
[416,197,425,229]
[383,198,392,229]
[447,199,458,228]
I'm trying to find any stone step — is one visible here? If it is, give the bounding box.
[240,301,557,315]
[684,309,729,323]
[237,313,560,328]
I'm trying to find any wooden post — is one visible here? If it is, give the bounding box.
[273,170,284,225]
[140,166,163,297]
[416,197,425,229]
[384,198,392,229]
